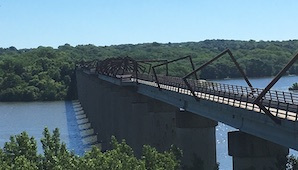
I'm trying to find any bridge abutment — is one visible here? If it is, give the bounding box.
[228,131,289,170]
[176,110,218,169]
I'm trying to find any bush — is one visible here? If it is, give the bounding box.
[287,155,298,170]
[289,83,298,91]
[0,128,181,170]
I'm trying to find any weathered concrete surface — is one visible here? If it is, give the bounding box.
[228,131,289,170]
[76,71,178,153]
[76,70,218,169]
[134,80,297,151]
[176,111,218,169]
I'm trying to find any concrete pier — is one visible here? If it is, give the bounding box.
[76,71,224,169]
[76,71,179,154]
[176,110,218,169]
[228,131,289,170]
[124,96,177,157]
[76,65,298,170]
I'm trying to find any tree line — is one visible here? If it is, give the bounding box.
[0,40,298,101]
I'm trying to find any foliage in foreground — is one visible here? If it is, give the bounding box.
[287,155,298,170]
[0,127,181,170]
[1,128,298,169]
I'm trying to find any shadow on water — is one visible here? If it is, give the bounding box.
[65,101,85,155]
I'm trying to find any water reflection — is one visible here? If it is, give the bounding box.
[214,75,298,170]
[0,75,297,169]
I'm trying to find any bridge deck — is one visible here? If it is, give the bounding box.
[134,74,298,120]
[95,71,298,122]
[137,78,298,122]
[82,70,298,150]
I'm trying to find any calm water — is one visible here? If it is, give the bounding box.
[215,75,298,170]
[0,75,297,169]
[0,101,84,155]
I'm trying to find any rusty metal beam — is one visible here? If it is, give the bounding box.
[189,56,198,80]
[254,52,298,103]
[183,49,252,88]
[227,50,253,89]
[152,56,191,68]
[134,61,138,83]
[137,59,168,75]
[136,59,168,63]
[183,49,253,101]
[152,55,197,90]
[152,67,161,89]
[183,50,229,79]
[252,52,298,124]
[255,101,281,124]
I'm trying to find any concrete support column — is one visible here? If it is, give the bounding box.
[228,131,289,170]
[145,100,177,152]
[176,110,218,169]
[95,84,113,150]
[113,87,137,141]
[89,84,110,143]
[129,100,149,156]
[109,88,129,140]
[99,85,136,151]
[76,71,111,148]
[125,96,178,157]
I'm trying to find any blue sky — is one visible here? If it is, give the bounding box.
[0,0,298,49]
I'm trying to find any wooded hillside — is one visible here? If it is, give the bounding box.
[1,40,297,101]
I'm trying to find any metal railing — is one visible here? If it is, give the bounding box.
[77,49,298,124]
[134,73,298,122]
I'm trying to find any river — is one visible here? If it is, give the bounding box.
[0,75,297,169]
[214,75,298,170]
[0,101,85,155]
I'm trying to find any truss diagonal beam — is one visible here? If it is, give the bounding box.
[182,49,253,101]
[152,55,198,90]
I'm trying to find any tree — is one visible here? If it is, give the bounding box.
[1,39,298,101]
[2,131,38,168]
[289,83,298,91]
[0,128,182,170]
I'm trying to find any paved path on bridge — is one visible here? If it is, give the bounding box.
[137,78,298,122]
[91,70,298,150]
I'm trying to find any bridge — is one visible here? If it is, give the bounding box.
[76,49,298,170]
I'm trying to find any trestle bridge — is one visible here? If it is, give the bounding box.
[76,49,298,169]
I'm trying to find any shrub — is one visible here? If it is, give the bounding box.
[0,128,181,170]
